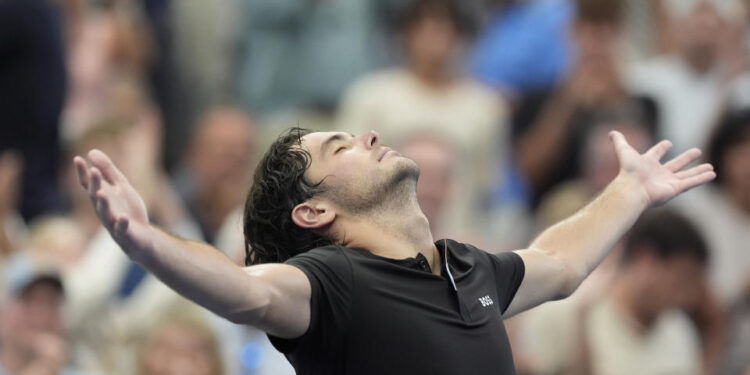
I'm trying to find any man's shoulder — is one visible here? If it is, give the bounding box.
[441,238,490,258]
[442,239,524,276]
[284,245,354,275]
[439,238,495,271]
[286,245,347,263]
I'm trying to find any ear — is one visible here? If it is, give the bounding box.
[291,200,336,229]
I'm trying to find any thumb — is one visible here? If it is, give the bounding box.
[609,130,632,162]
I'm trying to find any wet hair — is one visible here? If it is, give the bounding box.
[243,128,334,265]
[707,109,750,187]
[622,209,709,266]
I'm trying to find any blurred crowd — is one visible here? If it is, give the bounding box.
[0,0,749,374]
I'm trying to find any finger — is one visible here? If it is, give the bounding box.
[95,192,112,220]
[664,148,702,172]
[88,149,127,185]
[88,167,102,200]
[677,171,717,193]
[645,140,672,161]
[609,131,632,160]
[675,163,714,179]
[73,157,89,189]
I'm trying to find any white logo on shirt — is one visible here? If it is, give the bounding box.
[478,295,494,307]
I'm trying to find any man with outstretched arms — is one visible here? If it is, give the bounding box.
[73,129,715,374]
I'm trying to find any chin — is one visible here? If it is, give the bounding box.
[391,157,420,183]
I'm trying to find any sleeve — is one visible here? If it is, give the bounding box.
[488,251,526,315]
[267,247,353,355]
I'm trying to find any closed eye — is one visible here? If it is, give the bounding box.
[334,146,346,154]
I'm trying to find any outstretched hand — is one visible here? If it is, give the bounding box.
[73,150,152,254]
[610,131,716,207]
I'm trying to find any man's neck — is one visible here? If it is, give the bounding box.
[335,197,441,274]
[409,61,453,89]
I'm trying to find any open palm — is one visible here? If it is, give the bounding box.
[73,150,152,253]
[610,131,716,207]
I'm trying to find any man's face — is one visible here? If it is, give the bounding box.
[678,1,724,71]
[0,281,65,352]
[642,254,706,313]
[300,131,419,214]
[141,322,219,375]
[191,110,256,192]
[404,11,459,70]
[574,22,621,70]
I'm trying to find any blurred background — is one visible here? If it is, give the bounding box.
[0,0,749,374]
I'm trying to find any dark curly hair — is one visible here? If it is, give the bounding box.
[707,109,750,187]
[243,128,335,265]
[622,208,708,266]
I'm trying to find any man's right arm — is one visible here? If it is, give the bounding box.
[74,150,311,339]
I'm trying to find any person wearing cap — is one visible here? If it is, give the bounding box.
[0,253,87,375]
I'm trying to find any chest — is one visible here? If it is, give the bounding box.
[340,264,514,372]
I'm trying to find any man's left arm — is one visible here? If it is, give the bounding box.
[503,131,716,317]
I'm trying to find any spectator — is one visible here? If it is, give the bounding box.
[522,209,720,375]
[174,107,257,244]
[63,118,201,374]
[470,0,574,98]
[514,114,655,374]
[63,77,194,240]
[338,0,508,233]
[397,135,458,240]
[470,0,670,99]
[209,309,296,375]
[0,0,67,222]
[511,0,658,207]
[626,0,743,152]
[0,253,88,375]
[62,119,130,240]
[163,0,241,168]
[717,288,750,375]
[536,107,656,227]
[237,0,388,116]
[674,109,750,307]
[621,0,669,65]
[577,209,721,375]
[137,305,224,375]
[25,216,88,272]
[63,7,154,142]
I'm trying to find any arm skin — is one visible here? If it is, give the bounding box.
[73,151,311,339]
[504,131,716,317]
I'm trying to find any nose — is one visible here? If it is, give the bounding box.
[362,130,379,150]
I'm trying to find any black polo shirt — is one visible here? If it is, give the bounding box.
[269,239,525,374]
